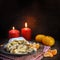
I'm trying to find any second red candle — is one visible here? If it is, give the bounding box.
[21,22,31,40]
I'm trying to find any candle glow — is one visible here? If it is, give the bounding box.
[12,26,15,30]
[25,22,27,28]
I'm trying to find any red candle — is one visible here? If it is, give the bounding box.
[9,27,20,38]
[21,22,31,40]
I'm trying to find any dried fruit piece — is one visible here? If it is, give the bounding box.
[51,49,57,55]
[29,43,40,49]
[35,43,40,49]
[44,51,53,57]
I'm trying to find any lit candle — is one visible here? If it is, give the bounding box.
[21,22,31,40]
[9,26,20,38]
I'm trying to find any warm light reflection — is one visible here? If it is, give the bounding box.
[12,26,15,30]
[25,22,27,28]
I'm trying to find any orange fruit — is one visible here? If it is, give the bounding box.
[42,36,55,46]
[35,34,45,42]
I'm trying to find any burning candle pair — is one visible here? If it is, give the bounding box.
[9,22,31,40]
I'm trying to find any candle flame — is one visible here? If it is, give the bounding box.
[25,22,27,28]
[12,26,15,30]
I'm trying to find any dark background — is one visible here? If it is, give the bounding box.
[0,0,60,40]
[0,0,60,60]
